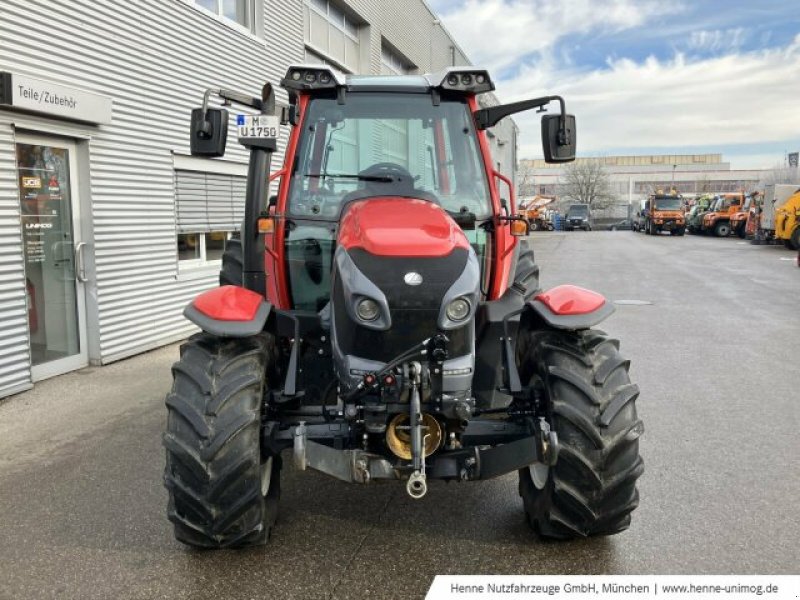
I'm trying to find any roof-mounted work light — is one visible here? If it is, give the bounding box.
[281,64,346,91]
[430,67,495,94]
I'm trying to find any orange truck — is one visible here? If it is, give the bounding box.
[642,193,685,235]
[701,192,745,236]
[729,192,762,239]
[518,195,556,230]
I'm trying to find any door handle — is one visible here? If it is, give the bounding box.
[74,242,88,283]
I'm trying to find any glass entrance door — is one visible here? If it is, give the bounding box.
[16,136,88,380]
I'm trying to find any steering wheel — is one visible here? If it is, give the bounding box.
[360,162,413,185]
[359,163,441,206]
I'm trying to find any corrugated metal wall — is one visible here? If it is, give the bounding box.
[0,122,32,396]
[0,0,515,398]
[0,0,305,376]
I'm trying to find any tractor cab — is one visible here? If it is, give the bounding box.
[264,66,576,312]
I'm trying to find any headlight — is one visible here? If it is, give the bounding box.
[356,298,380,321]
[445,298,470,322]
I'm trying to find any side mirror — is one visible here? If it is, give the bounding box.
[190,107,228,157]
[541,114,576,163]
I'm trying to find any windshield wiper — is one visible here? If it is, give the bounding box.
[304,173,394,182]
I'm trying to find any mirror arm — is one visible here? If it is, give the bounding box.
[198,87,269,137]
[474,95,566,130]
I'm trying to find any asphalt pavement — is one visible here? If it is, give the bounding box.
[0,230,798,600]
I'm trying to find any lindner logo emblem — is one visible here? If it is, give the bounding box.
[404,272,423,286]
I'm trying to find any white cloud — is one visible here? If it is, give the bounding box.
[502,36,800,159]
[435,1,800,165]
[687,28,747,53]
[436,0,680,73]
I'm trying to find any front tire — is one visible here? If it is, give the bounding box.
[714,222,731,237]
[513,238,540,298]
[516,328,644,539]
[163,333,280,548]
[790,227,800,250]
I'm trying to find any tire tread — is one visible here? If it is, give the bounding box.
[518,328,643,538]
[163,332,279,548]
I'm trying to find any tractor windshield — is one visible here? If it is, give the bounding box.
[287,93,491,219]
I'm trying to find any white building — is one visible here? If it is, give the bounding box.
[0,0,518,398]
[520,154,764,219]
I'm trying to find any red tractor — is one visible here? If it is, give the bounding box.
[163,66,643,548]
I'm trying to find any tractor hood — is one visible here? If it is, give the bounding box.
[338,198,470,257]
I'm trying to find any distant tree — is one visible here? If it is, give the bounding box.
[559,161,615,208]
[517,165,536,198]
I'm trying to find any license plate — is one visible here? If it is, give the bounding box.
[237,115,279,139]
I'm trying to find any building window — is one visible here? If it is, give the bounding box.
[381,43,412,75]
[175,170,246,268]
[192,0,257,34]
[304,0,360,72]
[177,232,232,264]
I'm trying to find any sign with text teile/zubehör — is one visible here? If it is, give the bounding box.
[0,71,112,125]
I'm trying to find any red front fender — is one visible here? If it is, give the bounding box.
[184,285,271,337]
[530,285,614,330]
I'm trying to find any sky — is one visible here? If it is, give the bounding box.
[428,0,800,169]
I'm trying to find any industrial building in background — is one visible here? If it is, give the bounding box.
[520,154,766,223]
[0,0,518,399]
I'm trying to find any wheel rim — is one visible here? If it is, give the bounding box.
[529,462,550,490]
[527,375,551,491]
[260,456,273,496]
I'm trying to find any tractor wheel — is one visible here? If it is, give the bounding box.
[790,227,800,251]
[163,333,280,548]
[513,238,540,298]
[516,328,644,539]
[219,234,243,286]
[714,222,731,237]
[648,221,657,235]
